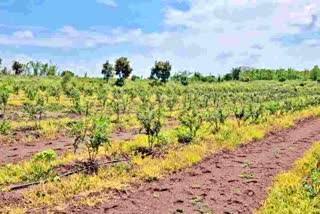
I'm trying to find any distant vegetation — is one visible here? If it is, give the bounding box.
[1,57,320,86]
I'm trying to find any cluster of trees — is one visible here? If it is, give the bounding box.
[101,58,172,86]
[0,58,61,76]
[171,71,219,85]
[101,57,133,86]
[0,58,79,78]
[233,66,320,82]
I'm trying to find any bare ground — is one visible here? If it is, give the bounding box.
[0,131,136,165]
[65,117,320,214]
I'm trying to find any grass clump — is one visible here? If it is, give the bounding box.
[257,142,320,214]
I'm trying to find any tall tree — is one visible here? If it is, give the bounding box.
[28,61,42,76]
[115,57,132,79]
[101,60,114,82]
[47,64,57,76]
[12,61,24,75]
[40,63,49,76]
[150,61,172,83]
[231,67,241,80]
[311,65,320,81]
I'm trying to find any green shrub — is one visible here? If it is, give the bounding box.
[32,149,57,162]
[176,126,193,144]
[0,120,11,135]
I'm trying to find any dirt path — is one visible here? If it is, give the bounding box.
[69,117,320,214]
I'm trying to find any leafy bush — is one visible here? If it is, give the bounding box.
[0,88,9,114]
[137,103,163,150]
[32,149,57,162]
[279,77,286,82]
[178,105,203,142]
[72,116,110,164]
[0,120,11,135]
[176,126,193,144]
[205,108,227,134]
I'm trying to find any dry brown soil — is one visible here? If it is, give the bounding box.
[66,117,320,214]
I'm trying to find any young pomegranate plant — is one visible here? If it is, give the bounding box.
[69,88,82,114]
[155,87,165,105]
[0,120,11,135]
[205,108,228,134]
[177,104,204,144]
[110,88,123,122]
[233,104,247,127]
[0,88,9,115]
[25,86,38,101]
[137,102,163,150]
[23,97,45,129]
[72,116,110,166]
[166,92,178,113]
[97,87,108,108]
[246,103,264,124]
[48,85,61,102]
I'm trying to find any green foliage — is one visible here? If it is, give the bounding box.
[115,57,132,86]
[97,87,108,107]
[303,167,320,199]
[69,89,82,114]
[23,103,38,123]
[172,71,191,85]
[150,61,172,83]
[28,61,42,76]
[131,75,141,81]
[61,71,73,92]
[311,65,320,81]
[0,120,11,135]
[48,85,61,101]
[137,103,163,150]
[166,91,178,112]
[223,73,233,81]
[234,106,245,127]
[110,88,126,121]
[12,61,24,75]
[47,65,57,76]
[178,105,203,142]
[32,149,57,162]
[258,143,320,214]
[176,126,193,144]
[61,70,75,77]
[72,116,110,164]
[231,67,241,80]
[101,60,114,82]
[25,86,38,101]
[239,67,312,81]
[23,97,45,128]
[115,77,125,87]
[205,108,227,134]
[278,76,286,82]
[0,88,9,114]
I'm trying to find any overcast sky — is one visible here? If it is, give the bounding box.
[0,0,320,77]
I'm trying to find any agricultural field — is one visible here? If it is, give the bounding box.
[1,74,320,213]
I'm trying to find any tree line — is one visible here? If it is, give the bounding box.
[1,57,320,86]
